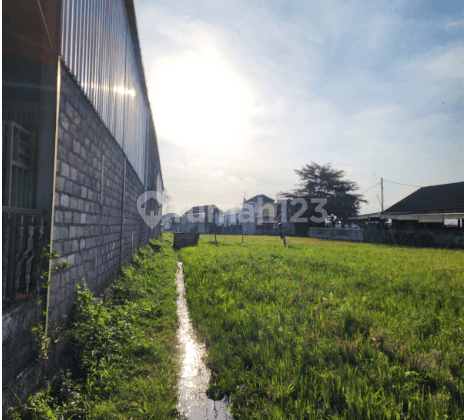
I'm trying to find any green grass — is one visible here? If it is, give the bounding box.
[13,234,181,420]
[86,234,179,419]
[180,235,464,419]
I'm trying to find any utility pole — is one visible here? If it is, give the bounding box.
[381,177,384,212]
[237,210,244,245]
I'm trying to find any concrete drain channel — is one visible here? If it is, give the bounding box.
[176,262,232,419]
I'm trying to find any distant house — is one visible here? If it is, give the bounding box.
[349,181,464,247]
[181,205,220,234]
[242,195,296,236]
[161,213,181,231]
[219,206,242,234]
[350,181,464,229]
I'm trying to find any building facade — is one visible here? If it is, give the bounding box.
[161,213,181,232]
[181,205,220,234]
[349,182,464,248]
[217,207,242,234]
[3,0,163,406]
[241,195,296,236]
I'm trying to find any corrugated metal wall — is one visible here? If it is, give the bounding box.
[60,0,148,183]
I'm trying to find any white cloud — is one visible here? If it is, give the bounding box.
[337,166,359,175]
[397,41,464,83]
[135,0,464,209]
[447,20,464,28]
[422,42,464,81]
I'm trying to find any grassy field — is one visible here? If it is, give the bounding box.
[180,235,464,419]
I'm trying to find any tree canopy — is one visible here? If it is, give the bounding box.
[282,162,367,227]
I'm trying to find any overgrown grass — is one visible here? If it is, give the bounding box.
[13,234,181,420]
[180,235,464,419]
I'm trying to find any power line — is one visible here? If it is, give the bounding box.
[386,185,421,188]
[384,180,425,188]
[359,183,380,195]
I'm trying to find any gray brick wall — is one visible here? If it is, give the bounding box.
[2,299,46,394]
[3,60,162,415]
[49,66,158,328]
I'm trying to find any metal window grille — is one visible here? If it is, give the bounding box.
[2,119,47,309]
[2,208,47,308]
[3,121,34,209]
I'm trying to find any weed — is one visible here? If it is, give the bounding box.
[14,234,181,419]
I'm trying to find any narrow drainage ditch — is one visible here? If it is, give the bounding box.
[176,262,232,419]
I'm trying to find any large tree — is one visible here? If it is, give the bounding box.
[282,162,367,228]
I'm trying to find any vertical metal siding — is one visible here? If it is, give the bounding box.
[60,0,149,183]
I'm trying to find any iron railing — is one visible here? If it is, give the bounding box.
[2,207,47,309]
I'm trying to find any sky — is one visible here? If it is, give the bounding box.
[133,0,463,215]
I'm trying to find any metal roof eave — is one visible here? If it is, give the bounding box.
[348,213,382,220]
[349,212,464,221]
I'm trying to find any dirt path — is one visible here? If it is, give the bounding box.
[176,262,232,419]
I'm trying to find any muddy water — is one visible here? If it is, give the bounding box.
[176,262,232,419]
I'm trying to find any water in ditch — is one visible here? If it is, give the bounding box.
[176,262,232,419]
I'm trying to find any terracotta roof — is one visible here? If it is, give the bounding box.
[385,181,464,214]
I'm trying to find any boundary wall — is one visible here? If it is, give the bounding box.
[2,65,160,409]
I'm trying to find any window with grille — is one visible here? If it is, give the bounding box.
[2,120,34,208]
[2,119,45,309]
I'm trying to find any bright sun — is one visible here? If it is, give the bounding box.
[151,54,251,151]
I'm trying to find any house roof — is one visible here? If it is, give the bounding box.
[162,213,180,220]
[349,181,464,221]
[246,194,274,204]
[183,205,220,215]
[222,207,242,215]
[384,181,464,214]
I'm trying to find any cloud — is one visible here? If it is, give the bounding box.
[422,42,464,81]
[134,0,464,210]
[337,166,360,175]
[447,20,464,27]
[188,160,202,168]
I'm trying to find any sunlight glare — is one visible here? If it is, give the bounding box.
[152,55,251,151]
